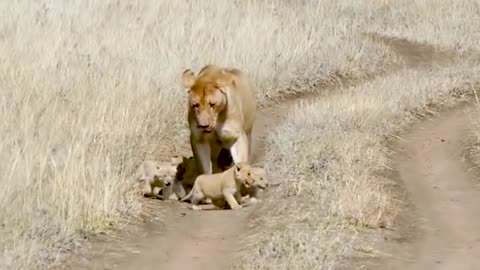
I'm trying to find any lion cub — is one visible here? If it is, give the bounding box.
[134,159,179,199]
[240,166,268,205]
[181,162,268,210]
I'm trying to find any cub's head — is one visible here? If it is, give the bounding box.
[136,160,176,187]
[155,163,177,187]
[234,163,269,190]
[181,67,231,133]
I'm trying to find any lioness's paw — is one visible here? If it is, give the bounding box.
[231,204,243,210]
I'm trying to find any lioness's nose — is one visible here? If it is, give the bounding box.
[198,123,209,129]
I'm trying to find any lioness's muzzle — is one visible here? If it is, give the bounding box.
[199,125,214,133]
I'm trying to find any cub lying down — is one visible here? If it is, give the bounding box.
[181,162,268,210]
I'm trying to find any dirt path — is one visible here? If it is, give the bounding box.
[64,91,297,270]
[117,105,287,270]
[384,107,480,270]
[65,34,479,270]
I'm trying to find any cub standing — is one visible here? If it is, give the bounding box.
[181,162,268,210]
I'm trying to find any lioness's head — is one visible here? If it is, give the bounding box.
[234,163,269,189]
[181,68,230,133]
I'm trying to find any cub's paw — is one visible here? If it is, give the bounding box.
[248,197,260,205]
[167,193,179,201]
[204,198,213,204]
[192,205,202,211]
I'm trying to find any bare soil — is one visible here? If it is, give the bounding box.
[381,107,480,270]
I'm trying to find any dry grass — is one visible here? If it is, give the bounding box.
[364,0,480,52]
[0,1,395,269]
[242,62,480,269]
[468,97,480,169]
[470,132,480,167]
[2,0,480,269]
[237,1,480,269]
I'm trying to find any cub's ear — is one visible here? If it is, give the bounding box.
[235,163,242,172]
[181,69,196,89]
[235,162,247,172]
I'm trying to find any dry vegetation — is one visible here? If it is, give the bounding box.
[1,0,480,269]
[238,1,480,270]
[243,62,480,269]
[469,102,480,169]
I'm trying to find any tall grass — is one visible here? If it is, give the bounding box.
[364,0,480,52]
[3,0,480,268]
[0,0,394,268]
[243,62,480,269]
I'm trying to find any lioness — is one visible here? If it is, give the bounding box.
[181,64,257,175]
[181,162,268,210]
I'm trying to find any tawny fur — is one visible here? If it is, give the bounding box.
[181,162,268,210]
[181,64,257,175]
[239,166,268,205]
[135,160,174,198]
[135,158,186,200]
[172,155,213,204]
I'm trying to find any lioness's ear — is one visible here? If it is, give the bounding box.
[216,70,234,94]
[181,69,196,89]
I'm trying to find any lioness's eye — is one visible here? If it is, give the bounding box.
[209,102,215,107]
[248,173,251,176]
[192,103,199,108]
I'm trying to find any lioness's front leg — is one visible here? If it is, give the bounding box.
[192,140,212,174]
[210,142,224,173]
[230,132,249,164]
[223,190,242,210]
[247,130,253,162]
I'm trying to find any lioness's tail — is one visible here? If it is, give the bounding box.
[181,189,193,202]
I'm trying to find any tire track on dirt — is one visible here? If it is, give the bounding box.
[363,33,480,270]
[387,107,480,270]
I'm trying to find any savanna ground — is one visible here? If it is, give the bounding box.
[2,0,480,269]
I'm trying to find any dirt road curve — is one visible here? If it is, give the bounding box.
[390,107,480,270]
